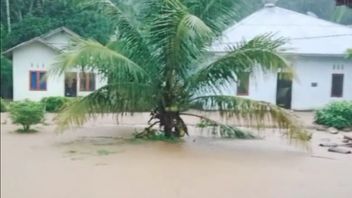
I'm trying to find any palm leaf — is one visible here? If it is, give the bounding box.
[190,95,311,142]
[56,82,154,130]
[184,0,248,34]
[181,112,254,138]
[51,39,148,82]
[187,34,291,94]
[148,0,214,78]
[76,0,154,67]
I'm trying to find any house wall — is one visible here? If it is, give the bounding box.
[231,55,352,110]
[12,42,107,101]
[291,56,352,110]
[13,42,64,101]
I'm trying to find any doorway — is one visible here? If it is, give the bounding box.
[276,73,292,109]
[64,72,77,97]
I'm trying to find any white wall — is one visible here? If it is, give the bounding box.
[247,69,278,104]
[291,56,352,110]
[13,42,65,101]
[232,55,352,110]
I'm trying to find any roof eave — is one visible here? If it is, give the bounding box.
[2,26,80,56]
[42,26,81,39]
[2,37,61,56]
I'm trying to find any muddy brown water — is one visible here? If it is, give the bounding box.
[1,113,352,198]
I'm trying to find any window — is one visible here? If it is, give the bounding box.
[30,71,47,90]
[331,74,344,97]
[80,72,96,91]
[237,72,250,95]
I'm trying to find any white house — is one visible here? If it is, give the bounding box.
[213,2,352,110]
[4,27,107,101]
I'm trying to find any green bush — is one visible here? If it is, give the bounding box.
[9,100,45,132]
[315,101,352,129]
[0,98,7,112]
[41,96,71,112]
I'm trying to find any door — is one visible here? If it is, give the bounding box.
[64,72,77,97]
[276,73,292,109]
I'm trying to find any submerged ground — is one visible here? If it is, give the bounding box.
[1,112,351,198]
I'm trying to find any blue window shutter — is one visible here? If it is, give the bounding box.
[30,71,37,90]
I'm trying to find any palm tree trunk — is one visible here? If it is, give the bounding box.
[23,125,30,132]
[159,110,188,138]
[160,111,173,137]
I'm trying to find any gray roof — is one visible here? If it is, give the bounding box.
[211,4,352,56]
[3,27,80,55]
[42,27,81,39]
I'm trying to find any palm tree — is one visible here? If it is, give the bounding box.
[52,0,310,141]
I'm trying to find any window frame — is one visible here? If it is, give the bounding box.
[236,72,250,96]
[29,70,47,91]
[331,73,344,98]
[79,72,96,92]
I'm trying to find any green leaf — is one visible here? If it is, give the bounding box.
[190,95,311,142]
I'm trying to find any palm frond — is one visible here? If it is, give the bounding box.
[183,0,248,34]
[173,13,214,71]
[51,39,148,82]
[56,82,154,130]
[190,95,311,142]
[149,0,214,77]
[76,0,154,67]
[187,34,290,94]
[181,112,254,138]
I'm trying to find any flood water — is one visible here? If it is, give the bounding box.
[1,113,352,198]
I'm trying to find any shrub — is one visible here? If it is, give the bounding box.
[9,100,45,132]
[315,101,352,129]
[0,98,7,112]
[41,96,71,112]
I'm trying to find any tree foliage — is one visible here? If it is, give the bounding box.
[9,100,45,132]
[41,96,72,113]
[277,0,352,24]
[0,0,115,49]
[52,0,311,143]
[0,25,12,99]
[315,101,352,129]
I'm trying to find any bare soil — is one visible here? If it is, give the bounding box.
[1,112,351,198]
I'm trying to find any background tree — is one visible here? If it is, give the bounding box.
[336,0,352,8]
[1,0,351,99]
[52,0,310,142]
[9,100,45,132]
[276,0,352,24]
[0,24,12,99]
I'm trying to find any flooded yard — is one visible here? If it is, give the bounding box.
[1,113,351,198]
